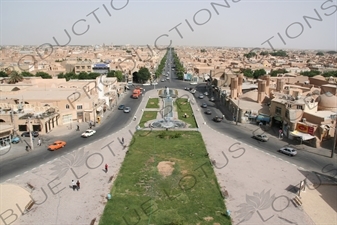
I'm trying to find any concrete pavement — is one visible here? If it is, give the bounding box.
[0,88,335,225]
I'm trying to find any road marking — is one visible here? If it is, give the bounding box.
[39,164,44,167]
[24,171,29,174]
[266,153,270,155]
[299,167,304,170]
[285,161,290,164]
[15,175,20,178]
[32,167,37,170]
[292,164,297,167]
[47,160,53,163]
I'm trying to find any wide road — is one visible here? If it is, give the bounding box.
[0,91,142,183]
[162,49,337,180]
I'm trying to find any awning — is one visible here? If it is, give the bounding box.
[290,130,315,140]
[256,115,270,122]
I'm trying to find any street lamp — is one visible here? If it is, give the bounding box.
[26,117,34,150]
[331,114,337,158]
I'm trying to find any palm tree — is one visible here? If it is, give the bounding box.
[8,71,23,84]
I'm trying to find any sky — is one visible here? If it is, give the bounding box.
[0,0,336,50]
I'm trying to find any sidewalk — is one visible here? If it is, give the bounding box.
[0,89,335,225]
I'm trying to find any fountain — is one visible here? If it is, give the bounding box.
[151,87,186,129]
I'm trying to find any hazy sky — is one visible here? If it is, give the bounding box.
[1,0,336,50]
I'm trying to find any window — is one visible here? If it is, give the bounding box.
[275,107,282,115]
[77,105,82,110]
[66,104,70,109]
[287,104,292,108]
[297,105,303,110]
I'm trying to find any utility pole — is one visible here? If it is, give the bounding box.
[331,114,337,158]
[236,97,240,125]
[27,117,34,150]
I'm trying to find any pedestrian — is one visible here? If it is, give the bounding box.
[71,180,76,191]
[76,125,79,131]
[122,137,124,144]
[259,122,263,127]
[38,138,41,146]
[76,180,80,190]
[105,164,108,173]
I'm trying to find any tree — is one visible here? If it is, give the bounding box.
[114,71,123,82]
[137,67,151,83]
[58,72,77,81]
[78,72,89,80]
[270,69,288,77]
[316,52,324,56]
[322,70,337,77]
[252,69,266,79]
[241,68,253,78]
[260,51,269,56]
[0,71,8,77]
[21,71,34,77]
[270,50,287,57]
[8,71,23,84]
[300,70,321,77]
[244,52,256,58]
[36,72,52,79]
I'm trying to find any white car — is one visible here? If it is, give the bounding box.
[278,147,297,156]
[204,92,209,96]
[152,82,158,85]
[81,129,96,137]
[191,89,196,94]
[190,82,197,85]
[166,77,170,80]
[124,107,131,113]
[143,83,150,86]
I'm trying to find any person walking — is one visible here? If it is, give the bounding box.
[105,164,108,173]
[38,138,41,146]
[71,180,76,191]
[76,125,79,131]
[76,180,80,190]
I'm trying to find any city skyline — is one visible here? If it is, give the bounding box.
[1,0,337,51]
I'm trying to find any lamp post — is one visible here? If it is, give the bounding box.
[236,96,240,125]
[26,117,34,150]
[331,114,337,158]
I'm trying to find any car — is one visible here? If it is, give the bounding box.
[118,105,125,110]
[152,82,158,85]
[190,82,197,85]
[204,92,209,96]
[161,79,165,82]
[124,107,131,113]
[205,109,212,115]
[81,129,96,138]
[166,77,170,80]
[201,103,207,108]
[278,147,297,156]
[190,89,196,94]
[210,97,215,102]
[253,134,269,142]
[143,83,150,86]
[21,131,39,137]
[11,136,20,144]
[213,116,223,122]
[48,140,66,151]
[198,94,204,99]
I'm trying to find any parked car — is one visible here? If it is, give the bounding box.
[166,77,170,80]
[21,131,39,137]
[191,89,196,94]
[81,129,96,138]
[198,94,204,99]
[48,140,66,151]
[278,147,297,156]
[205,109,212,115]
[11,136,20,144]
[124,107,131,113]
[118,105,125,110]
[204,92,209,96]
[201,103,207,108]
[161,79,165,82]
[210,97,215,102]
[253,134,269,142]
[213,116,222,122]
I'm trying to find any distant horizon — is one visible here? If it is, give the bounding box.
[1,44,336,52]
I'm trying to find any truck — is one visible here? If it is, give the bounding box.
[132,86,142,99]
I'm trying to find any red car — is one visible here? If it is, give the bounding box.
[48,141,66,151]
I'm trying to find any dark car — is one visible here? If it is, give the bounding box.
[21,131,39,137]
[205,109,212,115]
[201,103,207,108]
[213,116,222,122]
[118,105,125,110]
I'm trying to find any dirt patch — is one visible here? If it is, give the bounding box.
[145,114,153,118]
[180,102,186,105]
[150,102,154,104]
[157,161,175,177]
[203,217,213,221]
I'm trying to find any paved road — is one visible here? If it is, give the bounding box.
[0,91,142,183]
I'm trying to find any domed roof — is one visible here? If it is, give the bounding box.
[317,92,337,111]
[312,75,325,80]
